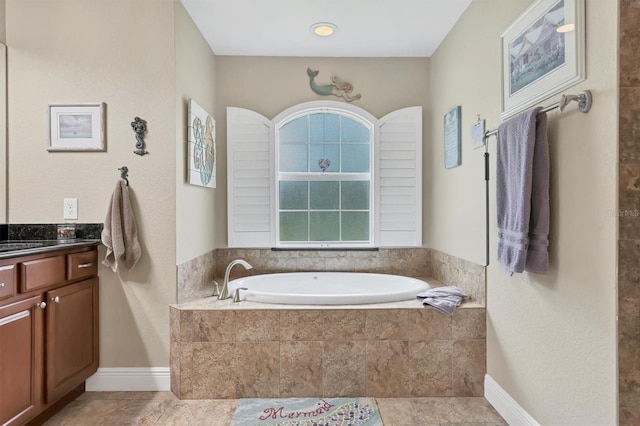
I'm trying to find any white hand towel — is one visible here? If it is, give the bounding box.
[417,286,468,316]
[101,179,141,272]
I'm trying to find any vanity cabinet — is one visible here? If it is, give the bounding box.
[45,277,98,403]
[0,244,99,426]
[0,296,43,426]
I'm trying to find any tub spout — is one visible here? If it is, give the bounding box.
[219,259,253,300]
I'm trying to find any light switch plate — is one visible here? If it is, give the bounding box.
[63,198,78,220]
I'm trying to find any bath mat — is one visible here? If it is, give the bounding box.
[230,397,383,426]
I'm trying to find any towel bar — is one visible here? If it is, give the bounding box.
[484,90,592,139]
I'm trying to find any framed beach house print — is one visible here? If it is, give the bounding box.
[501,0,585,119]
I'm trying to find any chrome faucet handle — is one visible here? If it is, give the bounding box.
[232,287,248,303]
[211,280,220,297]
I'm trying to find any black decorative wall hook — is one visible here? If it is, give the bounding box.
[131,117,149,156]
[118,166,129,186]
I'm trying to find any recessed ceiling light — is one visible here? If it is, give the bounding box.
[556,23,575,33]
[311,22,337,37]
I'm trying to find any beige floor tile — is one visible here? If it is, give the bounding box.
[155,399,237,426]
[448,397,506,423]
[46,392,505,426]
[409,397,463,423]
[407,397,505,424]
[376,398,421,425]
[44,399,173,425]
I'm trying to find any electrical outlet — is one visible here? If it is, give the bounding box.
[63,198,78,220]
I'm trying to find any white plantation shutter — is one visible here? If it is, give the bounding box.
[227,104,422,248]
[227,107,274,247]
[376,107,422,247]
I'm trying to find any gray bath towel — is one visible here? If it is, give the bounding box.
[417,286,468,316]
[496,107,550,274]
[101,179,142,272]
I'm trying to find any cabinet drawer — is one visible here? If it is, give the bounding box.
[67,251,98,281]
[20,256,66,293]
[0,264,15,300]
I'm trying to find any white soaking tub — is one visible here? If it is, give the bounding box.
[227,272,430,305]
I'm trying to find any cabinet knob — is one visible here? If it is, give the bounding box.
[52,296,60,303]
[37,301,47,309]
[0,282,4,288]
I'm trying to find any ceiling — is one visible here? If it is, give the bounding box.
[180,0,472,57]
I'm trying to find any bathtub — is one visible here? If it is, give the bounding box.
[227,272,431,305]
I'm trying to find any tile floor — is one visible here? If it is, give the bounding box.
[43,391,506,425]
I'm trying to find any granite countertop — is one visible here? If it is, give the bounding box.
[0,223,103,259]
[0,239,101,259]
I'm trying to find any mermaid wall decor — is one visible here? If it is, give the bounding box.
[131,117,148,156]
[307,68,361,102]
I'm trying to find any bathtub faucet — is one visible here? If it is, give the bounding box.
[219,259,253,300]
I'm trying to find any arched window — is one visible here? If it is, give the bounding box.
[227,101,422,248]
[276,109,374,247]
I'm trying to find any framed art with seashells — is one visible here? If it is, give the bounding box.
[187,99,216,188]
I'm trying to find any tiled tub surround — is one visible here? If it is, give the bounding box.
[430,249,486,306]
[619,0,640,423]
[177,249,217,302]
[169,299,486,400]
[178,248,486,305]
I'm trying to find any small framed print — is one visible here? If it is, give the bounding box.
[471,119,486,150]
[444,106,461,169]
[48,103,106,152]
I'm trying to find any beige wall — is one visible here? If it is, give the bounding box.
[429,0,618,424]
[6,0,177,367]
[0,0,5,221]
[175,2,217,265]
[214,56,431,247]
[0,0,5,43]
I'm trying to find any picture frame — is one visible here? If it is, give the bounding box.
[501,0,585,119]
[187,99,216,188]
[444,106,461,169]
[48,103,106,152]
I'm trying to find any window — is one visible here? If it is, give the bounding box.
[277,111,374,247]
[227,101,422,248]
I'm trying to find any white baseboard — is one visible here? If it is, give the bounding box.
[485,374,540,426]
[85,367,171,392]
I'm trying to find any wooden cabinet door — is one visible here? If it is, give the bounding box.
[0,296,43,425]
[45,278,98,403]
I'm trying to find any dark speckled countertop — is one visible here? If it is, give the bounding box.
[0,239,101,259]
[0,223,102,259]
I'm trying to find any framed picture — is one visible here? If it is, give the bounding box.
[501,0,585,119]
[187,99,216,188]
[48,103,106,151]
[444,106,461,169]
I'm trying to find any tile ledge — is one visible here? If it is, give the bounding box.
[170,276,484,311]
